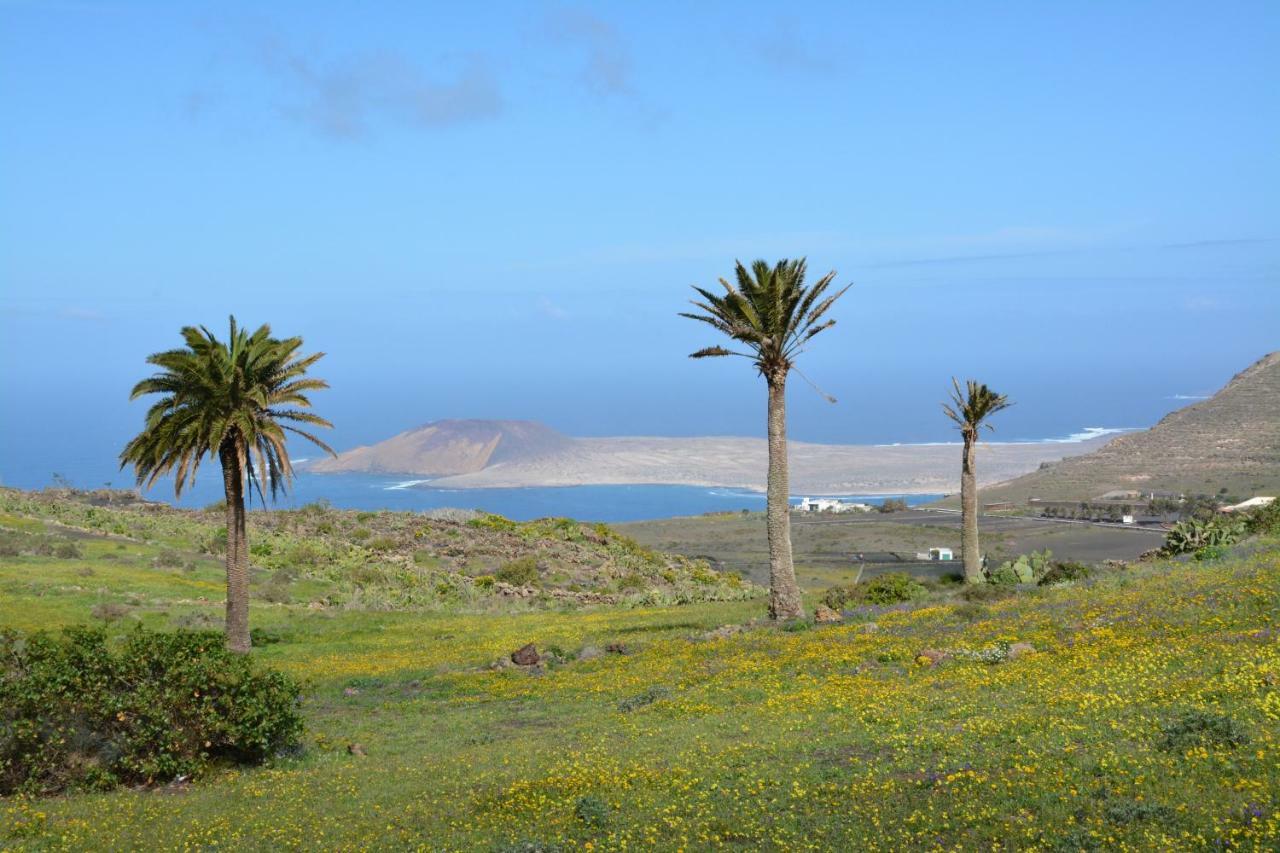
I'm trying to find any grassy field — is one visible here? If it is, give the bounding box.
[619,510,1166,590]
[2,498,1279,850]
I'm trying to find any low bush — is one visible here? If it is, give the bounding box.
[53,541,82,560]
[154,549,185,568]
[1193,545,1227,562]
[574,794,610,828]
[495,555,540,587]
[1038,561,1092,586]
[1102,798,1174,825]
[960,583,1016,602]
[615,572,647,591]
[822,572,927,609]
[90,602,132,622]
[1244,500,1280,535]
[618,685,671,712]
[0,627,303,795]
[860,572,927,605]
[367,536,398,553]
[1157,709,1249,752]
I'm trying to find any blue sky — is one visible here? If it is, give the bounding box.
[2,1,1278,485]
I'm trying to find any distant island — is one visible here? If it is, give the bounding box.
[307,418,1119,494]
[309,351,1280,498]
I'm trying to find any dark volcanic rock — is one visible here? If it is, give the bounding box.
[511,643,540,666]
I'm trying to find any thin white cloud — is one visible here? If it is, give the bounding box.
[544,7,633,97]
[535,297,569,320]
[258,41,503,139]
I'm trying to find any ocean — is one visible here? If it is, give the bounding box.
[8,468,942,524]
[0,428,1130,522]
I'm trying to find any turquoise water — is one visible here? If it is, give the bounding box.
[166,474,941,523]
[16,467,940,523]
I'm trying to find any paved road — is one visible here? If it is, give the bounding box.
[792,508,1167,537]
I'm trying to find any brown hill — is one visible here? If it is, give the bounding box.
[310,419,574,476]
[980,352,1280,504]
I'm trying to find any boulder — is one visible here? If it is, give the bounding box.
[511,643,540,666]
[577,645,604,661]
[1008,642,1037,659]
[347,743,366,757]
[814,605,843,623]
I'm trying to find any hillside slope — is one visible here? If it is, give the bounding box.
[982,351,1280,503]
[310,419,573,476]
[2,499,1278,848]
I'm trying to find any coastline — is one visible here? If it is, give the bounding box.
[316,431,1122,494]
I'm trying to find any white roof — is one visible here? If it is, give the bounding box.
[1222,496,1275,512]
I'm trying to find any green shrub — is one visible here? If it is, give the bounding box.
[258,581,291,605]
[0,627,303,795]
[53,541,82,560]
[1193,545,1227,562]
[205,527,228,555]
[350,527,371,541]
[616,572,647,591]
[90,602,132,622]
[618,686,671,712]
[495,555,540,587]
[960,583,1016,602]
[367,536,397,552]
[154,549,185,568]
[248,627,286,646]
[412,549,439,567]
[860,572,927,605]
[1157,709,1249,752]
[467,513,519,533]
[822,572,927,608]
[1244,500,1280,535]
[574,794,610,828]
[473,574,496,590]
[1038,561,1092,587]
[1102,798,1173,825]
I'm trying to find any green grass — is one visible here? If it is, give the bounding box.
[2,498,1279,850]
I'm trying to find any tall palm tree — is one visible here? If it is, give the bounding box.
[120,317,334,652]
[681,259,849,620]
[942,378,1012,584]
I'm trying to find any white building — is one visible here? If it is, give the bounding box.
[1221,496,1275,513]
[795,497,872,513]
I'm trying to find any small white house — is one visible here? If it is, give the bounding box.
[928,547,954,562]
[1122,514,1136,525]
[795,497,869,513]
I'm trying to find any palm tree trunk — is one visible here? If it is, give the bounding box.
[765,372,803,620]
[219,440,252,652]
[961,434,982,584]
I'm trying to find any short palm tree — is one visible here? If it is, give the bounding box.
[942,378,1012,583]
[120,318,334,652]
[681,259,849,620]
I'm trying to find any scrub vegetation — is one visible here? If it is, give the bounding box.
[2,489,1278,849]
